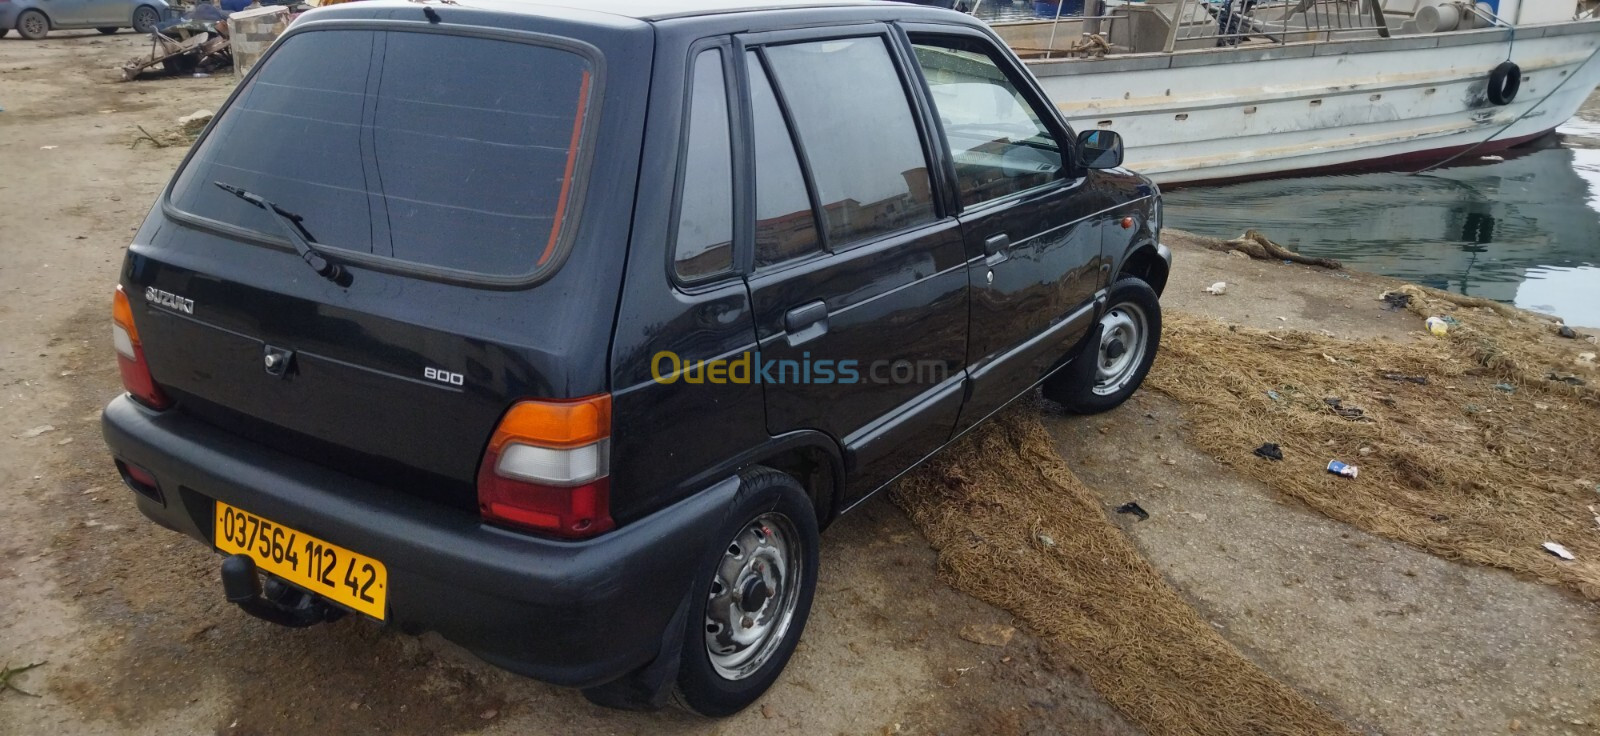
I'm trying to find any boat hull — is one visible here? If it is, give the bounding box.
[1023,20,1600,184]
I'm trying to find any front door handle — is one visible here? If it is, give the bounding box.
[783,300,829,347]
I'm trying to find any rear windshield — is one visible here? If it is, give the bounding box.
[168,28,597,282]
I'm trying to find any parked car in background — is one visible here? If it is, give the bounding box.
[2,0,170,40]
[100,0,1167,718]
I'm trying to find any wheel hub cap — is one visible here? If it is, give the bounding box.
[705,513,802,680]
[1094,302,1149,396]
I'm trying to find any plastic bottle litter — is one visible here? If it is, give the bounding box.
[1424,316,1450,336]
[1327,460,1359,478]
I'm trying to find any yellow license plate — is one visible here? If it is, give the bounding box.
[214,501,388,620]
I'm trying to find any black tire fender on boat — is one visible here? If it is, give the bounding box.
[1488,61,1521,106]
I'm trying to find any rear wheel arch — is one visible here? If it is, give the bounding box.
[750,440,843,529]
[1117,243,1169,296]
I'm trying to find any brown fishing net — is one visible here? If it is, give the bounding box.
[893,406,1354,736]
[893,268,1598,734]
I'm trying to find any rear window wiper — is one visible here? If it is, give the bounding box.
[213,181,353,287]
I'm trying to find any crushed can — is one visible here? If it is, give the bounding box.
[1327,460,1359,478]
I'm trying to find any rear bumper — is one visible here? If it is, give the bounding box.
[101,395,733,688]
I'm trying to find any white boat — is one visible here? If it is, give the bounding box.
[980,0,1600,183]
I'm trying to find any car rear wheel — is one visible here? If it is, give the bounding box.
[1043,275,1162,414]
[97,26,119,34]
[131,5,159,34]
[672,468,818,717]
[16,10,48,40]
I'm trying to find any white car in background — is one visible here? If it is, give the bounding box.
[1,0,171,40]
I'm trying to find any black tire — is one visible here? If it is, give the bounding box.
[1488,61,1521,106]
[131,4,159,34]
[0,28,10,38]
[672,468,818,717]
[1043,275,1162,414]
[16,9,48,40]
[97,27,119,34]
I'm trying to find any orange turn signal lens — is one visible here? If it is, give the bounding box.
[490,395,611,450]
[113,285,139,339]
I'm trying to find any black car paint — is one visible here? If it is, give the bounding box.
[102,0,1165,695]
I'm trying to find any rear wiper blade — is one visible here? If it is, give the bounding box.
[213,181,352,287]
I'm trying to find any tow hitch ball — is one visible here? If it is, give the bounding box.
[220,554,343,628]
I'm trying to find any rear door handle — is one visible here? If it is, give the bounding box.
[783,300,829,347]
[983,233,1011,266]
[983,233,1011,256]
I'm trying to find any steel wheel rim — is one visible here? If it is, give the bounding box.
[704,512,802,681]
[21,13,45,37]
[134,7,156,29]
[1093,300,1148,396]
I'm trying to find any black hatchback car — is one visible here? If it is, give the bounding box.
[102,0,1169,716]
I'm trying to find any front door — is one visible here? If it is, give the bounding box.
[738,29,969,505]
[906,30,1110,431]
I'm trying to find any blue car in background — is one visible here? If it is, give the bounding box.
[1,0,172,40]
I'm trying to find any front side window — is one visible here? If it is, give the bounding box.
[763,37,938,248]
[169,29,596,281]
[912,36,1064,207]
[673,49,735,281]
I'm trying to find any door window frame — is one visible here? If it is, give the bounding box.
[734,24,958,271]
[895,23,1085,217]
[668,37,748,289]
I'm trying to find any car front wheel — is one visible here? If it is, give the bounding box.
[1043,275,1162,414]
[131,5,159,33]
[673,468,818,717]
[16,9,48,40]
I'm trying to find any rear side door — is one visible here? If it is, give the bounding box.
[905,28,1108,432]
[736,28,968,505]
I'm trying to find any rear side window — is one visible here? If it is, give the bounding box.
[673,49,735,281]
[748,51,822,268]
[168,29,597,282]
[763,37,936,248]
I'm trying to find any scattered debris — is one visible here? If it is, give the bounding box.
[39,145,57,150]
[1424,316,1450,336]
[1357,446,1374,456]
[177,109,213,128]
[1543,542,1575,561]
[958,623,1016,647]
[1547,372,1587,386]
[1578,352,1597,368]
[1380,291,1412,310]
[1493,383,1516,393]
[1035,531,1056,548]
[1201,229,1342,269]
[1558,325,1578,339]
[1326,460,1359,478]
[1253,442,1284,461]
[0,661,45,698]
[1265,389,1282,401]
[1322,397,1366,419]
[13,425,55,439]
[1115,502,1150,521]
[1204,281,1228,295]
[1381,373,1429,385]
[119,3,234,81]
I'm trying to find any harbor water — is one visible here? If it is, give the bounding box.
[1164,92,1600,328]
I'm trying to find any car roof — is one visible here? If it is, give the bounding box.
[410,0,898,22]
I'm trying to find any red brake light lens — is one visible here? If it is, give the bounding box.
[113,285,172,411]
[477,396,614,538]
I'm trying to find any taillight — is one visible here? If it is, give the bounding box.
[112,285,172,410]
[477,395,614,538]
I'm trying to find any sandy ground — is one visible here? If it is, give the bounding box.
[1,31,1597,736]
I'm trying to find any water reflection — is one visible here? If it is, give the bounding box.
[1164,134,1600,327]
